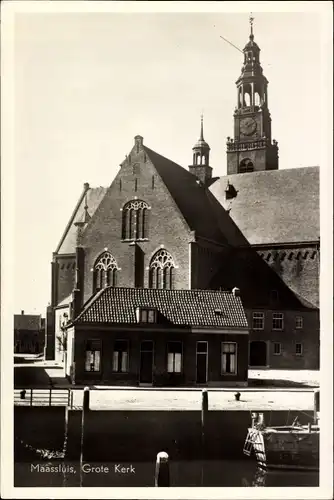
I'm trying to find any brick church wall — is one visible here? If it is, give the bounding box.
[81,154,192,304]
[258,247,319,307]
[55,256,76,306]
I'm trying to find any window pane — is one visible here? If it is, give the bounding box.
[197,342,207,354]
[167,352,174,373]
[113,351,119,372]
[140,310,148,322]
[222,354,227,373]
[230,353,235,373]
[121,352,128,372]
[174,353,182,373]
[94,351,100,371]
[85,351,93,371]
[148,310,155,323]
[168,341,182,354]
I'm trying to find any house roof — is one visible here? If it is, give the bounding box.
[143,146,246,245]
[14,314,42,331]
[209,167,319,245]
[56,185,107,254]
[73,287,248,329]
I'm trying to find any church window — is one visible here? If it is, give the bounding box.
[149,249,175,289]
[93,251,118,292]
[239,159,254,173]
[122,200,150,240]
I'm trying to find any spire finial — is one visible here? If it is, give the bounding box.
[200,113,204,140]
[249,13,254,39]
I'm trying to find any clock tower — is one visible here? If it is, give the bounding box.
[226,16,279,175]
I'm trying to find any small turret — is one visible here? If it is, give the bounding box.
[189,115,212,186]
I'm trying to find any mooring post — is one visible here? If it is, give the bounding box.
[155,451,170,486]
[313,389,320,423]
[201,389,208,486]
[80,387,90,487]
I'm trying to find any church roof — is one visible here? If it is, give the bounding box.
[56,185,107,254]
[143,146,246,245]
[72,287,248,329]
[209,167,319,246]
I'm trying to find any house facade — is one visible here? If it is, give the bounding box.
[64,288,249,387]
[45,20,319,374]
[14,311,45,354]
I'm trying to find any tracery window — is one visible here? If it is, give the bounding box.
[122,200,149,240]
[149,249,175,289]
[93,252,118,292]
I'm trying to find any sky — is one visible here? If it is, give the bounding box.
[4,2,331,315]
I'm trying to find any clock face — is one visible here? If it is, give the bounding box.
[240,117,257,136]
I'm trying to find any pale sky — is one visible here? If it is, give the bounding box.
[5,2,331,315]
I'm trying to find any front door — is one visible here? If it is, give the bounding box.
[249,341,267,367]
[196,341,208,384]
[140,340,154,385]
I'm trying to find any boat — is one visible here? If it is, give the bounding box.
[243,391,320,471]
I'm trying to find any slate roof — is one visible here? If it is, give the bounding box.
[73,287,248,329]
[56,186,107,254]
[143,146,246,245]
[209,167,319,245]
[14,314,42,331]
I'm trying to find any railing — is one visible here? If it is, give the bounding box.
[14,388,74,408]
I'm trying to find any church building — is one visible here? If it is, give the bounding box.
[45,20,319,385]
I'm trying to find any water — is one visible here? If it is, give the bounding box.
[14,406,319,487]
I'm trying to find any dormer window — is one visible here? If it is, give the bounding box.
[136,307,157,323]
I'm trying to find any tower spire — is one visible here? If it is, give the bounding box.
[200,113,204,141]
[249,13,254,40]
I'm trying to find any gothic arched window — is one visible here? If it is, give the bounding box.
[93,252,118,292]
[239,158,254,173]
[122,200,149,240]
[149,249,175,289]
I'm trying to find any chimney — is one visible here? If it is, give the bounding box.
[232,287,240,297]
[21,310,24,315]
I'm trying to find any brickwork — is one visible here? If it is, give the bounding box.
[54,256,76,306]
[70,327,249,387]
[257,247,319,307]
[246,309,319,369]
[81,146,192,304]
